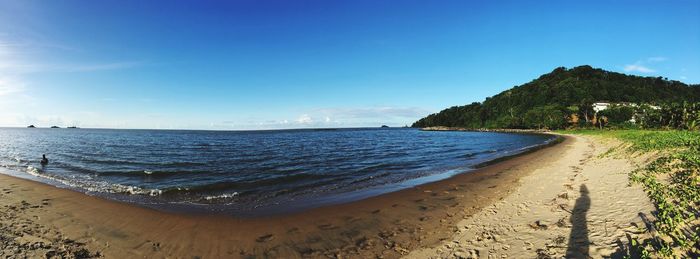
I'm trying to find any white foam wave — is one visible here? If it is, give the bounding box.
[203,192,239,201]
[24,166,163,196]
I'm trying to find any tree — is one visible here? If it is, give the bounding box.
[598,106,635,125]
[577,99,594,125]
[523,105,568,129]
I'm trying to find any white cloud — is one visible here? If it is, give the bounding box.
[297,114,313,124]
[0,76,25,96]
[316,106,431,119]
[0,39,144,74]
[0,60,144,74]
[60,61,144,72]
[0,38,148,127]
[623,64,656,73]
[680,76,688,80]
[199,106,430,130]
[623,56,668,74]
[647,57,667,62]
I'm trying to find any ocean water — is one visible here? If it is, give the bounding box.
[0,127,554,215]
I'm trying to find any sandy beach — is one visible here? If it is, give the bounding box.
[408,134,656,258]
[0,134,655,258]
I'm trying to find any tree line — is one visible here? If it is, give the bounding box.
[412,65,700,130]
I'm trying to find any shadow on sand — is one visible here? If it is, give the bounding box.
[566,184,591,258]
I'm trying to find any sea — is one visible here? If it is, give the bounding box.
[0,127,555,216]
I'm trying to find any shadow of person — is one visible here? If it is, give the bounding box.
[566,184,591,258]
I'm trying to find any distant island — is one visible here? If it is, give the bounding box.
[413,65,700,130]
[26,125,79,129]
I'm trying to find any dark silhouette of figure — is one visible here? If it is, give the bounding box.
[40,154,49,165]
[567,184,591,258]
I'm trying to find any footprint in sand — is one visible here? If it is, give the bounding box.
[559,204,572,214]
[295,247,316,256]
[256,234,274,243]
[151,241,161,251]
[318,223,338,230]
[558,192,569,200]
[556,217,568,227]
[286,227,299,234]
[305,236,322,243]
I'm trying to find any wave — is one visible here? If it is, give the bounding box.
[81,157,207,167]
[462,149,497,158]
[203,192,239,201]
[346,171,392,185]
[22,166,163,196]
[159,172,327,196]
[97,169,208,178]
[0,128,557,211]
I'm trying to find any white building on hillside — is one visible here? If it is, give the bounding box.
[593,102,610,112]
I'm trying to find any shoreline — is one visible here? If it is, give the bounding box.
[420,126,551,134]
[0,135,570,258]
[0,131,560,218]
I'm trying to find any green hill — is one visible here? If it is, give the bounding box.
[412,65,700,129]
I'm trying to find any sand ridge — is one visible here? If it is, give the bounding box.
[406,135,655,259]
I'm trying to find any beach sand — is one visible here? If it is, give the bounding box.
[408,135,655,258]
[0,135,654,258]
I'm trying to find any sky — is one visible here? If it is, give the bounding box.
[0,0,699,130]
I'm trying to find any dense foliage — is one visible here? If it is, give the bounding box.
[413,66,700,129]
[563,130,700,258]
[634,102,700,130]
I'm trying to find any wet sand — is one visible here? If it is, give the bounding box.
[1,135,572,258]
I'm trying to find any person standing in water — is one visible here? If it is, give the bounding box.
[40,154,49,165]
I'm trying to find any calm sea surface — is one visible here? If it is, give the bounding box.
[0,127,554,216]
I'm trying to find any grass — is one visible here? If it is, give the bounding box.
[559,129,700,258]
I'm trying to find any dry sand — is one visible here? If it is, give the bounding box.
[0,134,654,258]
[407,135,655,259]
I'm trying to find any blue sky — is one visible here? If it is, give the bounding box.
[0,0,698,129]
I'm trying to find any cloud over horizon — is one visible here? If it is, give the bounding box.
[203,106,431,130]
[315,106,431,119]
[623,64,656,73]
[623,56,668,74]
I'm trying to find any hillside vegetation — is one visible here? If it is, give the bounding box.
[413,66,700,129]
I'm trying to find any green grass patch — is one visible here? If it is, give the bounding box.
[559,129,700,151]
